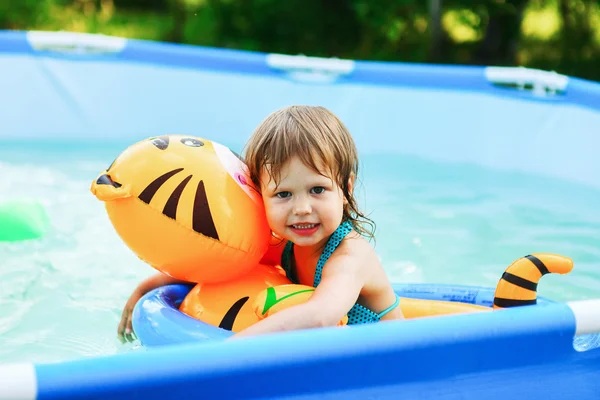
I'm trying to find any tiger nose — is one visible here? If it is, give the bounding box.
[96,174,122,188]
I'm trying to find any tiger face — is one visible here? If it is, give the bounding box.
[91,135,271,284]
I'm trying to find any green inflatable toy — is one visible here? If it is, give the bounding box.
[0,199,50,242]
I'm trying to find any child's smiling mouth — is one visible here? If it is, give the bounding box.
[289,223,320,235]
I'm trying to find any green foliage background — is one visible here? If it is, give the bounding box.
[2,0,599,81]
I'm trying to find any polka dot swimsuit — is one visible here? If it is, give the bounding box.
[281,221,400,325]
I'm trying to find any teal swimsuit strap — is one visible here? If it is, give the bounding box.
[313,221,353,286]
[377,294,401,319]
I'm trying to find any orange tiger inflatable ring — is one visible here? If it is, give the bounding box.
[177,253,574,332]
[93,135,575,337]
[90,135,271,284]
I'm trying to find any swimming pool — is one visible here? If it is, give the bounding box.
[0,31,599,399]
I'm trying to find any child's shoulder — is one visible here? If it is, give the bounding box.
[336,229,376,261]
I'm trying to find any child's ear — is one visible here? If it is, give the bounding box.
[344,174,355,205]
[347,173,355,195]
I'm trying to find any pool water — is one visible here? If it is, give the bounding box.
[1,142,599,364]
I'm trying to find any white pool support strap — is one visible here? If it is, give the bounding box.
[568,299,600,335]
[0,363,37,400]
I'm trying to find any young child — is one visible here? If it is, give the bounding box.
[117,105,403,343]
[231,105,403,338]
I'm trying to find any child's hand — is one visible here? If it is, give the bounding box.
[116,272,190,344]
[117,288,142,343]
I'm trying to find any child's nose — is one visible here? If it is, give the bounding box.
[293,198,311,215]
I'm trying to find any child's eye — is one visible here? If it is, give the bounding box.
[275,191,291,199]
[311,186,325,194]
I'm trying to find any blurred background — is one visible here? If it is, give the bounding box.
[2,0,599,81]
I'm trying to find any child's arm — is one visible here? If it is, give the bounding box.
[118,272,189,343]
[230,251,365,338]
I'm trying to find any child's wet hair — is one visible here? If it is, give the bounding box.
[243,105,375,240]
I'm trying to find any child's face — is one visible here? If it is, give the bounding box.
[260,156,346,249]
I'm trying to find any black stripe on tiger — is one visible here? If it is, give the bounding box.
[162,175,192,220]
[219,297,249,330]
[192,180,219,240]
[138,168,183,204]
[525,254,550,276]
[493,297,537,308]
[501,272,538,292]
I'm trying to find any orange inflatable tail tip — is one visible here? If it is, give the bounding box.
[492,253,573,309]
